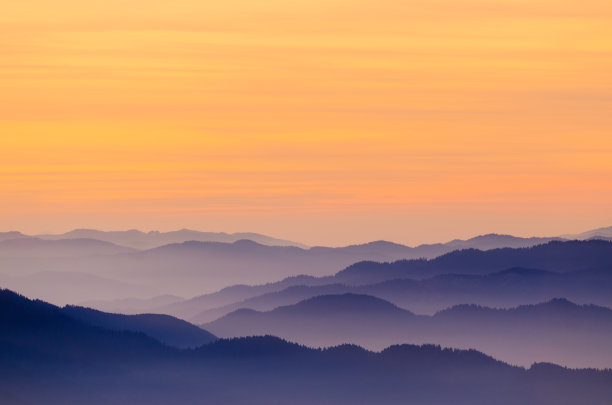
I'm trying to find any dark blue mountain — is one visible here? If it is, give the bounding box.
[1,289,611,405]
[188,266,612,323]
[0,289,171,364]
[61,305,216,348]
[333,240,612,284]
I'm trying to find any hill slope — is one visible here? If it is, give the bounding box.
[204,294,612,368]
[62,305,216,348]
[189,266,612,323]
[1,289,611,405]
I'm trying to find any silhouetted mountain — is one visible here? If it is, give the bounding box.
[0,271,160,306]
[0,238,135,258]
[562,225,612,240]
[1,289,611,405]
[36,228,308,249]
[32,227,573,251]
[3,233,612,304]
[156,274,324,319]
[189,266,612,322]
[0,238,432,299]
[190,282,350,323]
[0,231,28,242]
[204,294,612,368]
[83,239,612,305]
[332,240,612,284]
[276,293,406,315]
[79,294,184,315]
[445,233,563,250]
[155,241,612,322]
[61,305,216,348]
[0,289,170,364]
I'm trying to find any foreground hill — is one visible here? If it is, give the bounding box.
[204,294,612,368]
[0,288,215,350]
[0,289,610,405]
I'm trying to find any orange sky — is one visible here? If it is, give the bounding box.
[1,0,611,245]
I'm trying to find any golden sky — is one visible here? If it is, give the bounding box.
[1,0,611,245]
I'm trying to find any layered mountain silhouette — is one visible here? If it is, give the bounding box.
[103,240,612,317]
[0,231,29,242]
[0,238,437,301]
[0,271,160,306]
[204,294,612,368]
[2,230,611,305]
[79,294,184,315]
[330,240,612,284]
[562,225,612,240]
[187,266,612,323]
[1,288,611,405]
[35,228,308,249]
[61,305,216,348]
[0,289,215,349]
[133,240,612,321]
[0,237,136,258]
[155,274,325,320]
[0,238,452,301]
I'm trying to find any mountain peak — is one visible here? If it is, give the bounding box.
[277,293,409,315]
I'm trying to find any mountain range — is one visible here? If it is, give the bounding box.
[123,240,612,322]
[0,237,135,258]
[61,305,216,348]
[1,288,611,405]
[183,266,612,323]
[1,227,610,303]
[561,225,612,240]
[204,293,612,368]
[34,228,309,249]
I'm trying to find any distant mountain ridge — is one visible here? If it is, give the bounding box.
[2,228,612,304]
[331,240,612,284]
[0,270,161,306]
[0,231,28,242]
[2,225,611,253]
[185,266,612,323]
[147,240,612,322]
[562,226,612,240]
[204,294,612,368]
[0,237,136,258]
[35,228,309,249]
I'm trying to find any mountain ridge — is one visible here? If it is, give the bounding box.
[204,294,612,368]
[2,288,612,404]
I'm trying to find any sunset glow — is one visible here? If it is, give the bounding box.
[2,0,611,245]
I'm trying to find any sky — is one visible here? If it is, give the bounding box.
[1,0,611,246]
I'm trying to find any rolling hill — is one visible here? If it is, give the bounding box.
[1,288,611,405]
[188,266,612,323]
[204,294,612,368]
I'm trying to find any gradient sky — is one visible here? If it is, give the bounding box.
[1,0,611,246]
